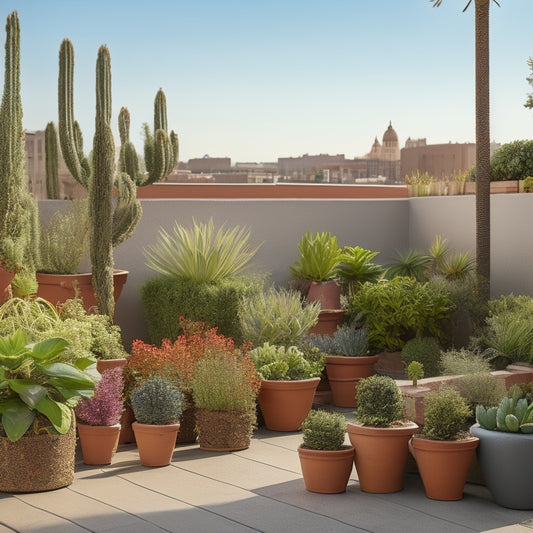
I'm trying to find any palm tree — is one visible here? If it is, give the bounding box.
[431,0,500,302]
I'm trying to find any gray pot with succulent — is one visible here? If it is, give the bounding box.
[131,376,183,467]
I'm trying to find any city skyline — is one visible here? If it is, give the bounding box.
[3,0,533,163]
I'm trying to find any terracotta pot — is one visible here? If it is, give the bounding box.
[347,421,419,493]
[306,280,341,310]
[96,357,127,374]
[35,269,128,311]
[196,409,253,451]
[258,378,320,431]
[326,355,379,408]
[132,421,180,467]
[0,420,76,493]
[309,309,346,335]
[409,436,479,501]
[118,405,136,444]
[298,445,354,493]
[0,265,14,303]
[77,423,121,465]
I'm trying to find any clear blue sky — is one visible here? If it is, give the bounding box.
[3,0,533,163]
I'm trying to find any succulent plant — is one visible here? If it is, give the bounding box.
[476,395,533,434]
[401,337,441,378]
[309,324,368,357]
[356,375,403,427]
[131,375,183,425]
[301,409,347,450]
[407,361,424,387]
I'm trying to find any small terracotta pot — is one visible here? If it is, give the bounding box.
[0,265,14,303]
[96,358,127,373]
[132,422,180,467]
[258,378,320,432]
[409,436,479,501]
[306,280,341,310]
[347,421,419,493]
[298,445,354,493]
[77,423,121,465]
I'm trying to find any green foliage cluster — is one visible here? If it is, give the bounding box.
[523,176,533,192]
[131,375,183,425]
[141,275,263,345]
[239,287,319,348]
[336,246,383,298]
[39,200,89,274]
[476,394,533,434]
[401,337,442,378]
[422,385,471,441]
[301,409,347,450]
[407,361,424,386]
[349,277,452,352]
[309,324,368,357]
[145,218,260,283]
[249,342,324,381]
[290,231,341,282]
[490,140,533,182]
[356,375,403,427]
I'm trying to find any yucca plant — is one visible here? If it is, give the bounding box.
[290,231,341,282]
[336,246,383,298]
[144,218,261,283]
[440,251,476,281]
[385,249,431,282]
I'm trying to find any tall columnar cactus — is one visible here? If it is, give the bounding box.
[45,121,60,199]
[58,38,177,318]
[0,11,35,274]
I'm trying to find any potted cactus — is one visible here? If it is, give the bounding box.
[131,376,183,467]
[409,385,478,501]
[249,342,324,431]
[74,367,124,465]
[297,409,354,493]
[346,375,418,493]
[471,386,533,509]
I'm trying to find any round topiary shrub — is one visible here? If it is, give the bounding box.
[356,375,403,427]
[301,409,347,450]
[131,375,183,425]
[401,337,442,378]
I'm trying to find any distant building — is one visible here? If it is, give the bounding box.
[186,156,231,173]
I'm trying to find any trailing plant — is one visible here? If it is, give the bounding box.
[309,323,368,357]
[0,329,97,442]
[239,287,319,347]
[145,218,260,283]
[336,246,383,298]
[44,121,60,199]
[421,385,471,441]
[355,375,403,427]
[290,231,341,282]
[476,395,533,434]
[131,375,183,425]
[349,277,452,353]
[75,367,123,426]
[0,296,60,338]
[249,342,324,381]
[401,337,441,378]
[301,409,347,451]
[39,199,89,274]
[407,361,424,387]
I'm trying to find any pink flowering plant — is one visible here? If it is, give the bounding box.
[75,367,124,426]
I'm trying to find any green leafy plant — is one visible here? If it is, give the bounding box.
[131,375,183,425]
[144,218,260,282]
[422,385,471,441]
[407,361,424,387]
[239,288,320,347]
[401,337,441,378]
[290,231,341,282]
[386,250,431,282]
[249,342,324,381]
[0,329,97,442]
[356,375,403,427]
[336,246,383,298]
[309,323,368,357]
[490,140,533,182]
[301,409,347,450]
[523,176,533,193]
[476,395,533,434]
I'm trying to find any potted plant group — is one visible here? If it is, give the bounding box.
[472,386,533,509]
[191,349,260,451]
[75,367,124,465]
[346,375,418,493]
[297,409,354,493]
[131,375,183,467]
[0,329,97,492]
[409,385,478,501]
[309,324,377,407]
[249,342,324,431]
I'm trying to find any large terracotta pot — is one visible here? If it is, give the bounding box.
[132,422,180,467]
[347,421,419,493]
[196,409,253,451]
[306,280,341,310]
[409,436,479,501]
[309,309,346,335]
[0,265,14,303]
[258,378,320,431]
[471,424,533,509]
[0,420,76,493]
[77,423,121,465]
[35,269,128,311]
[298,445,354,494]
[325,355,379,408]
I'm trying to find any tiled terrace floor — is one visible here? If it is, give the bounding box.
[1,421,532,533]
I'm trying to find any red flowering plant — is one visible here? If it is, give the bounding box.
[75,367,124,426]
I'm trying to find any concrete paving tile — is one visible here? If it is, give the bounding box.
[0,525,16,533]
[483,527,532,533]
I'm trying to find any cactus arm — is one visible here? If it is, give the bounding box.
[476,405,497,430]
[112,173,142,247]
[496,396,514,431]
[118,106,142,181]
[505,414,520,433]
[44,122,59,199]
[515,398,528,424]
[520,423,533,434]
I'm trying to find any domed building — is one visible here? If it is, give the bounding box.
[361,122,401,183]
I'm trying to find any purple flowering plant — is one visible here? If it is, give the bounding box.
[75,367,124,426]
